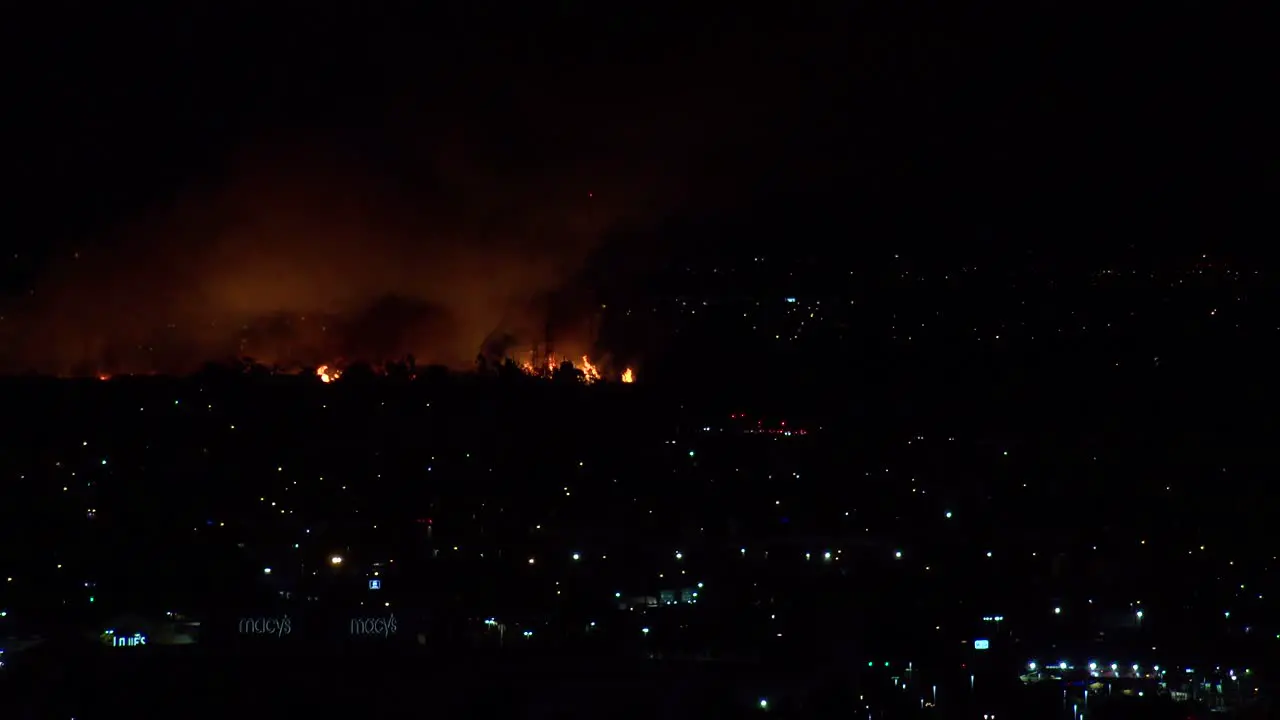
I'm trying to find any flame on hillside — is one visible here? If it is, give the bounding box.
[285,351,634,384]
[506,351,631,384]
[87,354,631,384]
[578,356,602,382]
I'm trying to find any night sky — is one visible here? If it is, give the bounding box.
[1,3,1273,372]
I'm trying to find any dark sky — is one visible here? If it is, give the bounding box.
[1,3,1273,371]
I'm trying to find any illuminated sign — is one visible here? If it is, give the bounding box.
[974,639,990,650]
[238,616,292,637]
[369,579,381,590]
[350,614,398,637]
[102,630,147,647]
[223,613,420,642]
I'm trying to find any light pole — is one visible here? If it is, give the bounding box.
[485,618,506,647]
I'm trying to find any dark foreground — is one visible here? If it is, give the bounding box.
[2,646,1270,720]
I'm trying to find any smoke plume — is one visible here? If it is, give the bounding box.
[3,125,677,375]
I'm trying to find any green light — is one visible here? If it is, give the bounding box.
[89,596,95,603]
[868,661,873,667]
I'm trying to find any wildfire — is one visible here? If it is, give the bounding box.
[307,354,627,385]
[506,352,633,383]
[97,374,112,381]
[579,355,602,383]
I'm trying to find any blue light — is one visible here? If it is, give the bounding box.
[369,579,381,590]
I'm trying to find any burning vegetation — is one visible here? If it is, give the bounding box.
[304,355,632,384]
[510,353,630,384]
[92,355,634,385]
[315,365,341,383]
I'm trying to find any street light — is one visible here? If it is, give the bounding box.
[330,555,343,566]
[484,618,506,646]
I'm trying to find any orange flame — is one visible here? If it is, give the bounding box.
[508,354,631,384]
[316,364,341,383]
[579,355,601,383]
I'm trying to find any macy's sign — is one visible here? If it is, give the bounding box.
[350,614,398,637]
[238,615,293,636]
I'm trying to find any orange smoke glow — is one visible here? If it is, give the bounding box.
[0,133,669,376]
